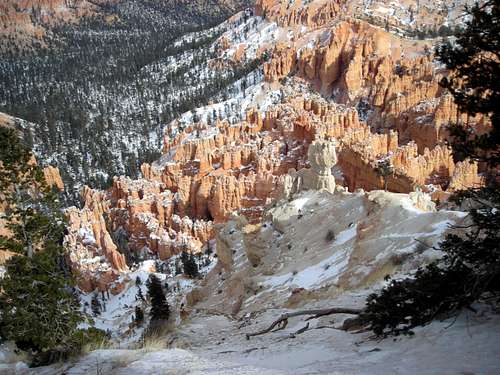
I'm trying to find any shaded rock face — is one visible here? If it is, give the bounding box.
[64,0,486,291]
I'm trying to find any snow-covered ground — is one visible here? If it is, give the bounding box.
[12,309,500,375]
[3,189,500,374]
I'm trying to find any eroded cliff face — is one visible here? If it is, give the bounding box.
[0,0,104,50]
[64,0,486,291]
[262,19,487,151]
[0,0,252,52]
[256,0,480,31]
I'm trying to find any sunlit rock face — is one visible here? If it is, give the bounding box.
[283,140,337,198]
[63,0,486,291]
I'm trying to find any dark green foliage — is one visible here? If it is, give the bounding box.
[325,230,336,242]
[436,0,500,167]
[375,159,394,191]
[146,274,170,322]
[362,191,500,336]
[30,327,109,367]
[0,2,256,201]
[175,258,182,275]
[0,246,85,362]
[362,264,473,336]
[0,128,90,365]
[91,294,101,317]
[362,1,500,337]
[181,251,199,278]
[135,306,144,326]
[205,241,213,255]
[136,286,145,302]
[0,127,65,257]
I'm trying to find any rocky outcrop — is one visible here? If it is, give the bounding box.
[283,140,337,198]
[257,0,475,35]
[262,18,486,154]
[66,88,483,291]
[43,165,64,191]
[256,0,345,28]
[0,0,100,50]
[63,0,486,292]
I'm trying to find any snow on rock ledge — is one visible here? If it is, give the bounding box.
[194,188,466,316]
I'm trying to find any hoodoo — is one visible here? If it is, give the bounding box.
[0,0,498,373]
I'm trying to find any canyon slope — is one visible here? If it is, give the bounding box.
[1,0,498,373]
[0,0,252,51]
[11,174,500,374]
[64,0,486,292]
[0,0,253,198]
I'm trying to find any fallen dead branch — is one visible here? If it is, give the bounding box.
[245,307,363,340]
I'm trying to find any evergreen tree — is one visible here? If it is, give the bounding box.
[375,159,394,192]
[436,0,500,167]
[135,306,144,326]
[0,127,64,257]
[91,294,101,317]
[362,1,500,337]
[0,247,84,359]
[181,251,199,278]
[0,127,96,365]
[136,286,145,302]
[146,274,170,322]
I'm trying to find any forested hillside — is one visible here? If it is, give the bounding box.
[0,0,253,201]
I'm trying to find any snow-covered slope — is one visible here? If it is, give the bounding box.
[14,310,500,375]
[10,188,500,374]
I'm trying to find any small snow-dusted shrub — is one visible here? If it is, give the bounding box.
[389,251,410,266]
[181,251,199,278]
[79,328,113,354]
[31,327,110,366]
[140,325,174,351]
[325,229,336,242]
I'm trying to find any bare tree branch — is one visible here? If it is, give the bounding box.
[245,307,363,339]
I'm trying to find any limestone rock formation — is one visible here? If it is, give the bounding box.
[0,0,100,50]
[190,188,467,320]
[43,165,64,191]
[283,140,337,198]
[62,0,486,292]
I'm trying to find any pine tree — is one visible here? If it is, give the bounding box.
[181,251,199,278]
[362,1,500,337]
[375,159,394,191]
[0,127,91,364]
[136,286,145,302]
[146,274,170,322]
[436,0,500,167]
[91,294,101,317]
[0,247,84,357]
[135,306,144,326]
[0,127,65,257]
